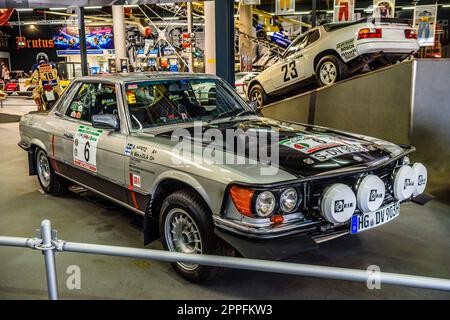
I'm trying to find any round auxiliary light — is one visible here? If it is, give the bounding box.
[412,162,427,196]
[255,191,276,217]
[356,175,385,212]
[280,188,299,213]
[320,183,356,224]
[393,165,416,201]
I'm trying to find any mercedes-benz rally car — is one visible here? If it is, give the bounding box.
[247,18,419,108]
[18,73,427,282]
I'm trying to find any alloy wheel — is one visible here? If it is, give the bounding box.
[164,208,203,271]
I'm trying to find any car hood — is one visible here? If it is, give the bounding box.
[151,117,407,178]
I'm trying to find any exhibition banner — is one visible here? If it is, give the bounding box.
[372,0,395,18]
[413,4,437,47]
[53,26,114,51]
[333,0,355,23]
[275,0,295,15]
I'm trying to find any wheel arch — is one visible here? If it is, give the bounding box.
[313,49,343,71]
[144,172,213,245]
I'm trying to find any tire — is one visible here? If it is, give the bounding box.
[256,29,267,40]
[159,190,223,282]
[315,55,350,87]
[248,84,270,109]
[35,148,67,195]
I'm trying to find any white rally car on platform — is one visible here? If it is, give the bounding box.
[247,18,419,108]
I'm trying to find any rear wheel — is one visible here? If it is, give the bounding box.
[315,55,350,87]
[248,84,269,108]
[35,148,67,195]
[159,190,223,282]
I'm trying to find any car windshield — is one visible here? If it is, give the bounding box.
[124,78,254,131]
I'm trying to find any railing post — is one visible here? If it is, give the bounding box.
[40,220,59,300]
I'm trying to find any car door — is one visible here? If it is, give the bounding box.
[61,81,129,204]
[269,33,309,91]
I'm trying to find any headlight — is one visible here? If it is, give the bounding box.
[412,162,427,196]
[393,165,416,201]
[255,191,276,217]
[280,188,299,213]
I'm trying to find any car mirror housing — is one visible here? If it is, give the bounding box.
[92,114,120,131]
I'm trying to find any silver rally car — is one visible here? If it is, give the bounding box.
[19,72,428,282]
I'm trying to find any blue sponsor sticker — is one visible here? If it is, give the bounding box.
[125,143,134,156]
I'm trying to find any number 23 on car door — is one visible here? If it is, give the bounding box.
[73,125,103,172]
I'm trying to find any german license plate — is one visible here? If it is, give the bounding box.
[350,202,400,234]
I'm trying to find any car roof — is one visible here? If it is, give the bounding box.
[75,72,220,84]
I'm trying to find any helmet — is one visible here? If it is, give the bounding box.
[36,52,49,64]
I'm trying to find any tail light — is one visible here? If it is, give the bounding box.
[229,186,254,217]
[357,28,382,40]
[404,29,417,39]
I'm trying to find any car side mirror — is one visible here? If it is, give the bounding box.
[92,114,120,131]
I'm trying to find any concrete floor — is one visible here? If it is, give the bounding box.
[0,98,449,299]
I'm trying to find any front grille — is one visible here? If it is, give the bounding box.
[307,160,399,218]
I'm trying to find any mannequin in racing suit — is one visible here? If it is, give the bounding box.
[30,52,61,111]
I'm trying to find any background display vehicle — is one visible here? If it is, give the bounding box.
[234,71,260,99]
[4,70,33,97]
[247,18,420,108]
[18,73,427,282]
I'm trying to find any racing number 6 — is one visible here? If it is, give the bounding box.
[282,61,299,82]
[84,142,90,162]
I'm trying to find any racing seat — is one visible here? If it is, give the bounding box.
[91,92,118,120]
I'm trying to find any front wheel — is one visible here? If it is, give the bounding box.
[35,148,67,195]
[315,55,349,87]
[248,84,270,109]
[159,190,222,282]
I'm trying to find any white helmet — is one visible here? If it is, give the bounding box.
[36,52,49,64]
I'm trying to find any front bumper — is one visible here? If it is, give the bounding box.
[214,228,318,260]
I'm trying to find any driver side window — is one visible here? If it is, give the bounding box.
[65,82,118,122]
[284,33,309,59]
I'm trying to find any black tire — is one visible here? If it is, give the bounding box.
[256,29,267,40]
[159,190,223,282]
[248,84,270,108]
[315,55,350,87]
[35,148,67,195]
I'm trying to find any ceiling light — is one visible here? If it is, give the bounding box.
[16,8,33,12]
[402,6,415,10]
[84,6,102,10]
[49,7,67,11]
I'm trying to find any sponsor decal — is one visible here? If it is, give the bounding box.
[369,189,383,202]
[73,125,103,172]
[404,178,415,190]
[335,199,354,213]
[127,92,136,104]
[417,175,426,186]
[279,134,342,154]
[336,38,357,60]
[280,134,368,161]
[132,174,141,188]
[311,144,368,161]
[125,143,156,161]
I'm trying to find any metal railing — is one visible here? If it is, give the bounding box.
[1,219,450,300]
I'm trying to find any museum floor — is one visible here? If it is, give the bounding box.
[1,97,449,299]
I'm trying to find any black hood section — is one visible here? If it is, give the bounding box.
[155,117,396,178]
